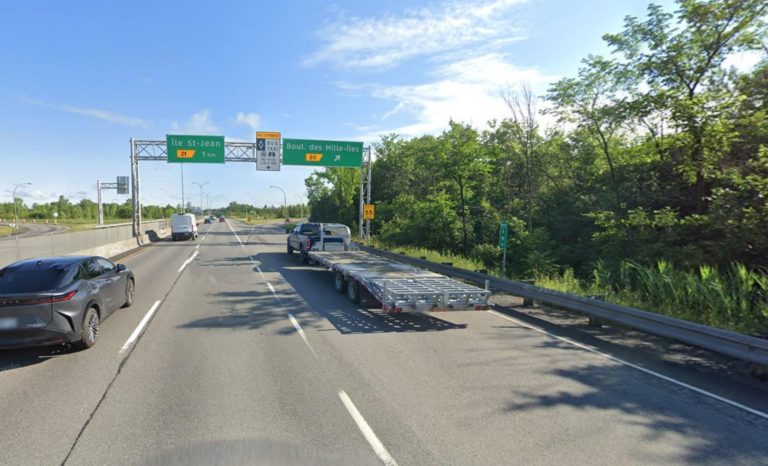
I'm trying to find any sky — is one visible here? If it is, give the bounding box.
[1,0,732,211]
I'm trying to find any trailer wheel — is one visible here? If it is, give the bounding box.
[347,279,360,305]
[334,270,347,294]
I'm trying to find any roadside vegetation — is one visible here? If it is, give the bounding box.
[305,0,768,335]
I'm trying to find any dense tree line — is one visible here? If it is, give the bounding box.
[224,201,306,219]
[0,196,175,221]
[307,0,768,278]
[0,197,305,222]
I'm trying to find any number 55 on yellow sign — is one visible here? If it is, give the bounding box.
[363,204,375,220]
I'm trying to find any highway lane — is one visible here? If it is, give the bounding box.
[241,222,768,465]
[1,219,767,465]
[0,227,206,465]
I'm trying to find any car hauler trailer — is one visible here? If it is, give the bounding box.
[308,250,491,313]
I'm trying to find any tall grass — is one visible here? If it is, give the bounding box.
[363,240,768,335]
[365,238,486,272]
[538,261,768,335]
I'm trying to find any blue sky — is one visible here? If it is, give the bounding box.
[0,0,684,210]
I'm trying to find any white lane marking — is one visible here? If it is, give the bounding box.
[227,221,244,247]
[177,250,199,273]
[195,244,200,250]
[119,300,162,354]
[233,222,317,360]
[287,312,319,359]
[266,281,283,305]
[267,281,318,358]
[338,390,398,466]
[487,310,768,420]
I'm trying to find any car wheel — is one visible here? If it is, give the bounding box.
[122,278,135,308]
[347,279,360,305]
[75,307,100,350]
[334,271,347,294]
[287,244,294,255]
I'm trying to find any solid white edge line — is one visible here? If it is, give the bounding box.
[177,250,199,273]
[119,300,162,354]
[487,309,768,420]
[338,390,398,466]
[287,312,319,359]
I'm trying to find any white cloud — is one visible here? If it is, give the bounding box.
[303,0,527,70]
[235,112,261,131]
[22,97,147,127]
[170,109,220,134]
[354,53,557,140]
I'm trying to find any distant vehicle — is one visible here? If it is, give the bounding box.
[171,213,198,241]
[287,222,351,263]
[204,217,212,224]
[219,216,225,222]
[0,256,135,349]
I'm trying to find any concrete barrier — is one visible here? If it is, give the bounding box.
[0,220,168,267]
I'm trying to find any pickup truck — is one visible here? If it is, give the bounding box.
[287,222,350,263]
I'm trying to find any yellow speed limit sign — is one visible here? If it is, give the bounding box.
[363,204,375,220]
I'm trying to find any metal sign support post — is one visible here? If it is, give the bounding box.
[96,178,127,226]
[97,180,103,226]
[180,164,185,213]
[358,146,373,240]
[130,139,267,240]
[130,137,141,238]
[359,163,364,239]
[365,147,372,239]
[502,246,507,275]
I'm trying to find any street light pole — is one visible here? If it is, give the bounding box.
[294,194,304,220]
[12,182,31,234]
[180,164,185,213]
[191,181,209,215]
[269,185,287,221]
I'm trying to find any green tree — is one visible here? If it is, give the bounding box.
[603,0,767,212]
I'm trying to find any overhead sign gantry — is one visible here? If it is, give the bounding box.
[129,134,371,239]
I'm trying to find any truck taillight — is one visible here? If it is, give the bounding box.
[305,238,312,250]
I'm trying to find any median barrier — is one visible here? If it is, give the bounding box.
[0,220,168,267]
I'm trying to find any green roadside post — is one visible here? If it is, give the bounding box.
[499,222,508,275]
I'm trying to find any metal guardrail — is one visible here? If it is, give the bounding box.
[360,245,768,366]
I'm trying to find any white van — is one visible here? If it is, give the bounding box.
[171,213,198,241]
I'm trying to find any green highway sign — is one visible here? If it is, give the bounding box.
[282,138,364,167]
[166,134,225,163]
[499,223,509,249]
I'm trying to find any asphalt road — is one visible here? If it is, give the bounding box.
[1,220,767,465]
[0,222,68,240]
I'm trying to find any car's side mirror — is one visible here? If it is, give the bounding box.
[116,263,127,272]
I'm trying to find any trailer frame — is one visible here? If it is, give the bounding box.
[308,250,491,313]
